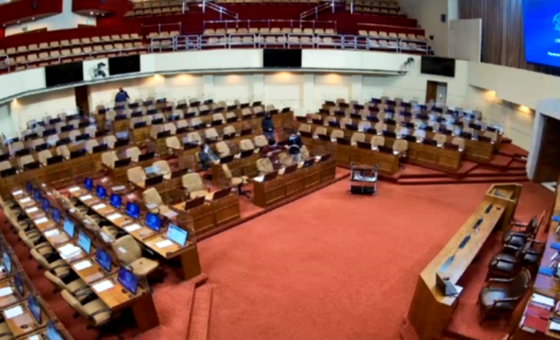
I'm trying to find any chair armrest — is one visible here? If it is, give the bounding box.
[87,308,111,322]
[495,257,517,264]
[51,264,70,271]
[35,243,53,251]
[72,286,92,296]
[503,244,520,252]
[74,289,93,299]
[486,277,514,287]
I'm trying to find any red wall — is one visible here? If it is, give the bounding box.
[0,0,63,25]
[74,0,134,27]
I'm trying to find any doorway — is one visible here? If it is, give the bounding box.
[426,81,448,104]
[75,85,90,117]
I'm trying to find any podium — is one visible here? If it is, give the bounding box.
[349,163,378,195]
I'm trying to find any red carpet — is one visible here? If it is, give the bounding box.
[198,180,554,340]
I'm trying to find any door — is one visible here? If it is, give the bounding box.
[426,81,447,104]
[75,85,90,117]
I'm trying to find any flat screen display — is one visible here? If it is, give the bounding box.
[167,224,188,246]
[523,0,560,67]
[84,178,93,190]
[78,231,91,254]
[26,182,32,194]
[420,56,456,77]
[42,198,50,213]
[14,273,23,296]
[263,49,302,68]
[96,185,106,199]
[109,193,121,209]
[95,248,112,273]
[108,55,141,75]
[125,202,140,219]
[63,218,75,238]
[45,62,84,87]
[117,267,138,295]
[28,295,42,324]
[33,188,41,202]
[2,252,11,274]
[51,208,60,224]
[144,213,161,232]
[47,321,64,340]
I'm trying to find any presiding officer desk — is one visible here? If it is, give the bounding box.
[11,185,161,333]
[251,155,337,208]
[406,183,522,340]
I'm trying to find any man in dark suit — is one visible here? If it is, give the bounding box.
[198,143,219,171]
[115,88,130,103]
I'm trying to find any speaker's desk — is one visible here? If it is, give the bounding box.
[406,184,521,340]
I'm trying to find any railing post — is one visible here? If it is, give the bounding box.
[182,1,186,14]
[350,1,353,14]
[203,0,206,13]
[332,0,335,13]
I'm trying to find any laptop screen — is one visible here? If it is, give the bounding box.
[95,248,112,273]
[125,202,140,219]
[51,208,61,224]
[78,231,91,254]
[109,193,121,209]
[42,198,50,213]
[144,166,160,176]
[167,224,188,246]
[28,295,42,324]
[2,252,10,274]
[26,182,32,194]
[84,177,93,190]
[14,273,23,296]
[33,188,41,202]
[96,185,106,199]
[116,131,129,139]
[47,321,63,340]
[117,267,138,295]
[144,213,162,232]
[63,218,75,238]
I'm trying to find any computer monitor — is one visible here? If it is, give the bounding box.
[125,202,140,219]
[42,198,50,213]
[26,182,32,194]
[117,267,138,295]
[144,213,162,232]
[51,208,61,224]
[167,224,188,246]
[84,177,93,190]
[144,166,160,176]
[63,218,75,238]
[2,252,11,274]
[33,188,41,202]
[95,248,112,273]
[78,231,91,254]
[46,321,63,340]
[109,193,121,209]
[14,273,23,296]
[28,295,42,324]
[96,185,106,200]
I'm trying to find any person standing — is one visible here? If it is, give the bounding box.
[115,88,130,103]
[261,112,275,142]
[198,143,219,171]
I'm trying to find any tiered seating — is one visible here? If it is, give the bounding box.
[125,0,187,18]
[216,0,320,3]
[357,29,427,52]
[345,0,403,16]
[0,33,144,71]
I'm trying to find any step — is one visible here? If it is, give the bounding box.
[187,284,214,340]
[397,175,529,186]
[465,169,527,178]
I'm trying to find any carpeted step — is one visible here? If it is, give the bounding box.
[399,316,419,340]
[464,168,527,178]
[397,175,529,186]
[187,284,214,340]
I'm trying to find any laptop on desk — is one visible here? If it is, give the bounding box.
[256,111,265,118]
[302,159,315,168]
[423,139,437,146]
[47,155,64,165]
[211,120,222,126]
[240,129,252,136]
[220,155,234,164]
[0,154,8,162]
[35,143,48,152]
[24,133,38,141]
[404,135,417,143]
[15,149,30,157]
[0,168,16,177]
[318,134,330,141]
[114,158,131,168]
[283,164,298,175]
[312,118,323,125]
[184,196,205,211]
[24,161,40,170]
[210,188,230,201]
[382,131,397,138]
[114,139,129,148]
[157,131,171,139]
[75,134,89,142]
[319,153,332,162]
[263,171,279,182]
[70,149,86,159]
[183,143,198,150]
[92,144,108,154]
[300,131,312,138]
[145,174,164,187]
[336,138,350,145]
[138,152,155,162]
[328,121,338,128]
[443,143,459,151]
[378,146,393,154]
[346,124,358,131]
[240,150,253,158]
[56,138,71,146]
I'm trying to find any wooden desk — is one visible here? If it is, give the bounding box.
[210,154,260,186]
[251,159,337,208]
[0,278,25,309]
[2,299,47,338]
[406,184,522,340]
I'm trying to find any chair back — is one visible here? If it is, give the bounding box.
[393,139,408,153]
[434,133,447,146]
[213,113,225,123]
[125,147,141,162]
[254,135,268,148]
[314,127,327,136]
[358,121,371,131]
[164,122,176,135]
[112,235,142,264]
[127,166,146,183]
[223,125,236,135]
[142,187,163,207]
[257,158,274,175]
[153,160,171,177]
[0,161,11,172]
[330,129,344,140]
[166,136,181,150]
[61,290,84,315]
[30,249,50,270]
[101,151,118,168]
[44,271,64,291]
[182,173,204,192]
[104,135,117,149]
[222,164,233,180]
[298,124,311,133]
[216,142,230,157]
[19,155,35,168]
[240,139,254,151]
[351,133,365,145]
[205,128,219,140]
[176,119,188,129]
[374,122,387,132]
[509,269,532,298]
[301,145,310,160]
[371,136,385,147]
[451,137,465,150]
[18,230,35,249]
[187,132,202,144]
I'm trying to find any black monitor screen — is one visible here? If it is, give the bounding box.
[45,62,84,87]
[109,193,121,209]
[14,273,23,296]
[263,49,302,68]
[117,267,138,295]
[108,55,141,75]
[28,295,42,324]
[420,56,456,77]
[95,248,112,273]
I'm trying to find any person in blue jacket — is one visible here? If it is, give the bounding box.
[115,88,130,103]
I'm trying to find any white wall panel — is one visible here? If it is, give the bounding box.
[214,75,253,103]
[155,50,262,72]
[302,50,406,71]
[448,19,482,62]
[10,89,75,132]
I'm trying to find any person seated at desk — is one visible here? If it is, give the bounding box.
[285,134,303,163]
[198,143,219,171]
[260,139,282,163]
[261,112,276,142]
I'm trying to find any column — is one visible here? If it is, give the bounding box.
[301,73,315,116]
